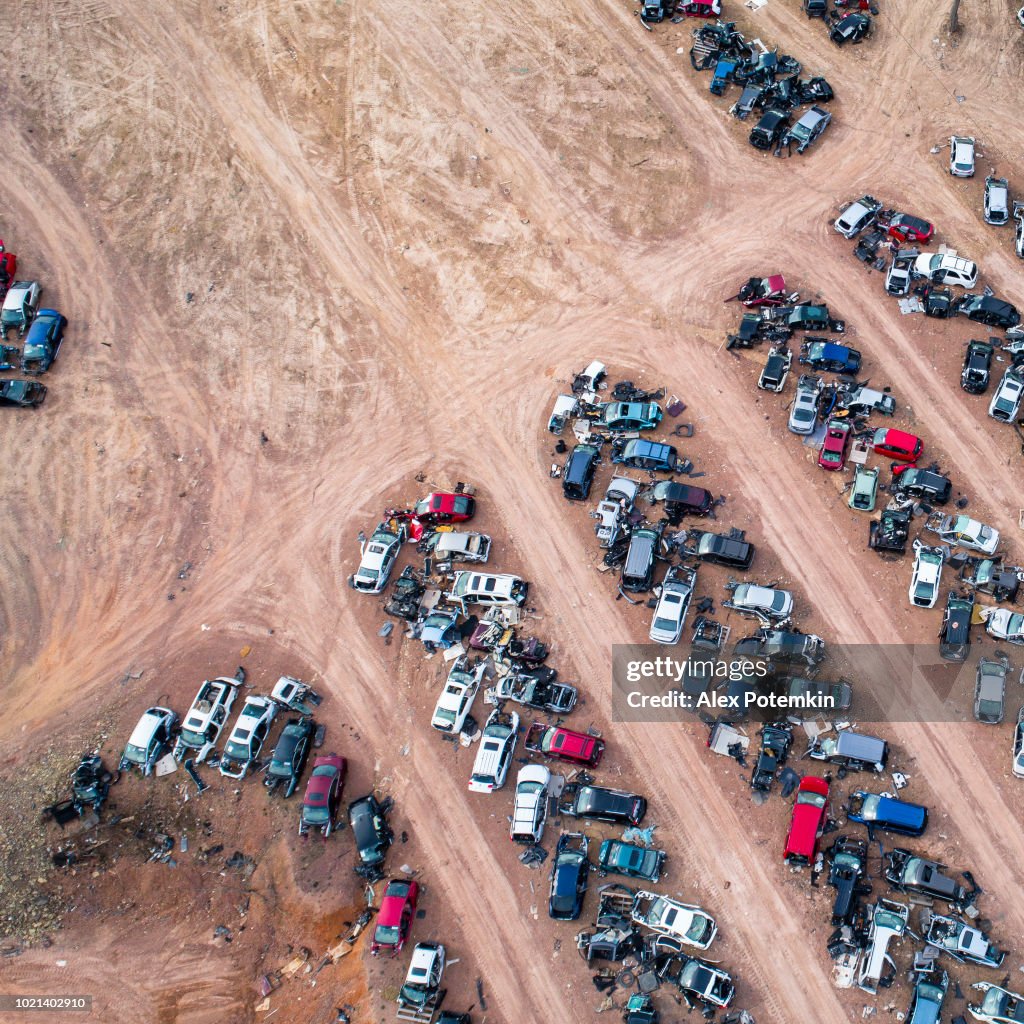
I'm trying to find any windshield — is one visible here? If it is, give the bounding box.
[686,915,710,941]
[793,406,815,421]
[434,708,456,725]
[797,790,826,809]
[860,794,879,819]
[375,925,400,945]
[122,742,148,764]
[303,806,329,824]
[653,617,678,633]
[178,728,207,749]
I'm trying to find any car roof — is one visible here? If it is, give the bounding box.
[875,427,920,446]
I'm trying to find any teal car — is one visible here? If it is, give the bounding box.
[906,972,947,1024]
[597,839,666,882]
[600,401,662,432]
[848,464,879,512]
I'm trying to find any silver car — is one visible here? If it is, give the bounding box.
[788,375,821,434]
[834,195,882,238]
[785,106,831,154]
[723,582,794,621]
[984,176,1010,226]
[974,655,1008,724]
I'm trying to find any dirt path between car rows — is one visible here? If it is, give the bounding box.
[1,1,1023,1022]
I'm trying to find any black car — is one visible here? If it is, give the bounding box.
[733,628,825,668]
[830,12,871,45]
[940,593,972,662]
[751,723,793,792]
[924,286,954,318]
[563,443,599,501]
[264,717,314,798]
[891,467,952,505]
[653,481,714,523]
[869,507,910,554]
[884,849,970,905]
[802,0,827,15]
[548,832,590,921]
[955,294,1021,329]
[348,794,394,874]
[749,109,791,151]
[561,784,647,825]
[639,0,666,22]
[384,565,425,621]
[0,378,47,407]
[961,341,994,394]
[692,530,755,569]
[827,836,869,925]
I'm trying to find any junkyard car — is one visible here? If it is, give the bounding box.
[906,974,948,1024]
[839,384,895,417]
[988,365,1024,423]
[827,835,868,925]
[173,676,241,762]
[784,776,829,865]
[430,655,484,733]
[418,607,462,650]
[120,707,179,775]
[612,438,680,472]
[431,530,491,564]
[784,106,831,153]
[0,379,47,407]
[929,513,999,554]
[818,418,852,471]
[787,676,853,713]
[757,345,792,392]
[799,340,861,374]
[371,879,419,957]
[494,668,576,714]
[21,309,67,373]
[984,176,1010,226]
[594,476,639,547]
[962,341,995,394]
[450,570,529,608]
[399,943,446,1010]
[846,791,928,837]
[925,286,955,318]
[467,709,519,794]
[834,195,882,238]
[413,491,475,524]
[264,717,314,797]
[300,754,348,837]
[887,213,934,244]
[734,628,825,667]
[956,294,1020,329]
[848,464,879,511]
[872,426,922,462]
[510,764,550,843]
[984,608,1024,645]
[949,135,975,177]
[913,252,978,289]
[723,581,793,620]
[788,374,821,434]
[975,654,1009,723]
[751,722,792,792]
[220,695,278,778]
[830,12,871,44]
[598,840,666,882]
[385,566,426,620]
[0,280,41,334]
[549,833,590,921]
[1013,709,1024,778]
[652,481,713,521]
[926,915,1004,967]
[909,542,944,609]
[885,251,916,296]
[632,892,716,949]
[692,530,755,569]
[968,983,1024,1024]
[884,848,969,904]
[563,443,600,500]
[347,791,392,865]
[789,304,840,331]
[350,522,406,594]
[525,723,604,767]
[600,401,662,432]
[675,957,735,1009]
[809,731,888,774]
[562,784,646,825]
[749,108,790,151]
[940,593,973,662]
[649,565,697,644]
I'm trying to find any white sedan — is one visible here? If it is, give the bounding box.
[350,522,406,594]
[633,892,718,950]
[649,566,696,644]
[431,656,484,733]
[909,543,943,610]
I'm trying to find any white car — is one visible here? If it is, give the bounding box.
[950,135,975,177]
[594,476,640,549]
[988,366,1024,423]
[120,707,179,775]
[350,522,406,594]
[983,607,1024,645]
[173,676,241,762]
[632,892,718,950]
[430,655,484,733]
[649,565,697,644]
[928,513,1000,555]
[834,195,882,238]
[788,375,822,435]
[912,253,978,289]
[1015,201,1024,258]
[399,943,446,1009]
[724,582,794,621]
[510,764,550,843]
[220,695,278,778]
[909,542,943,609]
[468,709,519,794]
[1013,707,1024,779]
[984,176,1010,226]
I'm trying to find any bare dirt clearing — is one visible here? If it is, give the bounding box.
[1,1,1023,1022]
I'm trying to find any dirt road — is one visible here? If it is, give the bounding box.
[1,1,1023,1022]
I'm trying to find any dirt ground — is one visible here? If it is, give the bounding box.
[2,1,1024,1022]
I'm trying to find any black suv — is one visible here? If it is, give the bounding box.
[891,468,952,505]
[956,294,1021,329]
[961,341,994,394]
[827,836,869,925]
[348,794,394,877]
[939,593,972,662]
[749,109,791,151]
[692,530,755,569]
[751,723,792,792]
[561,784,647,825]
[562,443,599,501]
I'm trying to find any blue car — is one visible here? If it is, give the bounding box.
[612,438,679,473]
[21,309,67,374]
[598,839,666,883]
[905,972,947,1024]
[799,340,861,375]
[846,791,928,838]
[418,608,462,650]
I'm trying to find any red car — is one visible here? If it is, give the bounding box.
[886,213,934,245]
[0,242,16,300]
[299,754,347,837]
[413,491,475,525]
[872,427,922,463]
[524,723,604,767]
[817,419,852,471]
[371,879,419,956]
[678,0,721,14]
[784,776,830,866]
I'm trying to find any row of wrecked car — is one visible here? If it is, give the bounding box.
[0,238,68,407]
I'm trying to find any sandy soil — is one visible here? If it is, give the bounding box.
[1,1,1024,1022]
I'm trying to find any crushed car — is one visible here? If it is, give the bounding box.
[219,695,278,778]
[0,378,47,407]
[869,507,911,554]
[173,675,241,763]
[884,848,972,906]
[120,706,179,775]
[926,512,999,554]
[826,835,870,925]
[750,722,792,792]
[925,913,1004,968]
[494,666,577,714]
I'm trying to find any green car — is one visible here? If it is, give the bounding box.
[597,839,666,882]
[600,401,663,432]
[848,464,879,512]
